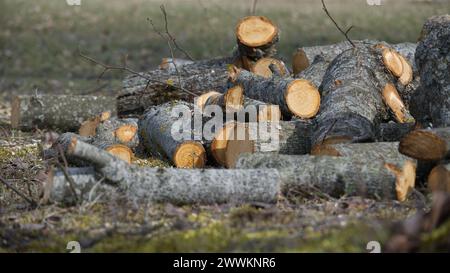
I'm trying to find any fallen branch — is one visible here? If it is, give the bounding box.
[11,94,116,132]
[236,153,416,201]
[48,138,281,205]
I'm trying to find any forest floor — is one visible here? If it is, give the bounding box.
[1,0,449,252]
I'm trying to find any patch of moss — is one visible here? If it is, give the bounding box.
[0,145,40,163]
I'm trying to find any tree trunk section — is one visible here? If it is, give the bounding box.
[294,55,331,88]
[250,120,313,155]
[229,67,320,119]
[138,101,207,168]
[414,15,450,127]
[236,153,416,201]
[399,127,450,161]
[311,142,414,165]
[375,122,415,142]
[119,57,232,117]
[11,95,116,132]
[94,118,139,149]
[54,138,281,205]
[313,45,401,148]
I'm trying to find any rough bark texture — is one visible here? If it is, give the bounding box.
[48,167,114,204]
[414,15,450,127]
[250,120,313,155]
[58,139,281,205]
[11,95,117,132]
[138,101,206,168]
[311,142,414,165]
[236,153,415,201]
[159,58,195,71]
[43,132,94,166]
[239,98,281,122]
[399,127,450,161]
[230,68,320,118]
[298,40,417,70]
[119,57,232,117]
[235,15,279,61]
[294,55,331,88]
[95,118,139,149]
[313,45,400,147]
[375,122,416,142]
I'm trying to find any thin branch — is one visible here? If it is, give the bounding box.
[56,144,80,204]
[148,17,183,89]
[321,0,355,47]
[250,0,258,15]
[160,5,194,61]
[79,48,198,97]
[0,175,37,207]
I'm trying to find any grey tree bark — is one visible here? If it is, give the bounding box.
[311,142,414,165]
[51,138,281,205]
[94,118,139,149]
[138,101,206,168]
[250,120,313,155]
[414,15,450,127]
[11,95,116,132]
[313,44,403,147]
[236,153,416,201]
[119,57,232,117]
[294,55,331,88]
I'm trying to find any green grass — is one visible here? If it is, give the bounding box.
[0,0,448,95]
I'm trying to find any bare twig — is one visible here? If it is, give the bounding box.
[321,0,355,47]
[147,17,183,89]
[159,5,194,61]
[250,0,258,15]
[79,48,198,97]
[0,175,37,207]
[55,144,80,203]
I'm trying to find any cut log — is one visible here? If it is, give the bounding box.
[415,15,450,127]
[138,101,206,168]
[45,167,115,205]
[235,16,279,60]
[295,40,417,71]
[250,57,289,78]
[44,132,134,164]
[94,118,139,149]
[52,138,281,204]
[43,132,94,166]
[399,127,450,161]
[313,45,406,148]
[198,86,244,113]
[11,95,117,132]
[91,142,133,164]
[375,122,416,142]
[311,142,413,165]
[294,55,331,88]
[78,111,112,137]
[239,98,281,122]
[229,67,320,119]
[205,121,254,168]
[159,58,194,71]
[236,153,416,201]
[119,57,231,117]
[382,83,415,123]
[428,163,450,193]
[250,120,313,155]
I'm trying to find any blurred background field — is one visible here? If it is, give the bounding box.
[0,0,448,97]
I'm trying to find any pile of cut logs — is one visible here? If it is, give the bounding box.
[11,15,450,205]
